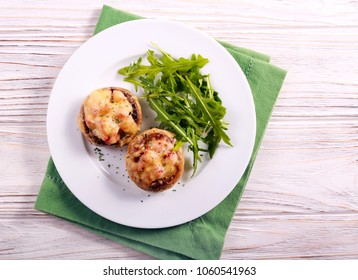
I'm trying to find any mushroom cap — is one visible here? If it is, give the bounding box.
[126,128,185,192]
[78,87,142,147]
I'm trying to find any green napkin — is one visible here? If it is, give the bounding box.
[35,5,287,260]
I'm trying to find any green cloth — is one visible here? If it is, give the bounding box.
[35,5,287,260]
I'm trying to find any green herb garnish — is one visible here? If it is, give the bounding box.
[118,44,232,175]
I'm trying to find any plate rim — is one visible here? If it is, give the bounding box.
[46,18,256,229]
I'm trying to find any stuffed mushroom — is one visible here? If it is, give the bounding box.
[78,87,142,147]
[126,128,185,192]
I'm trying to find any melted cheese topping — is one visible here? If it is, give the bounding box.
[127,131,183,189]
[83,88,139,145]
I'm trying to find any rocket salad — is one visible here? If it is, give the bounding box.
[118,44,232,174]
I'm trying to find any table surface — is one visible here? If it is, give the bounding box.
[1,0,357,260]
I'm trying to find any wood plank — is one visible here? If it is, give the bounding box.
[1,214,357,259]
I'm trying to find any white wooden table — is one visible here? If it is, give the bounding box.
[1,0,357,259]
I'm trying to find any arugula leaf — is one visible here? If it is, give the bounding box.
[118,44,232,175]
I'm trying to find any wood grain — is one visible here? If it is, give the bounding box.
[0,0,357,259]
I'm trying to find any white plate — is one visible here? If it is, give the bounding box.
[47,19,256,229]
